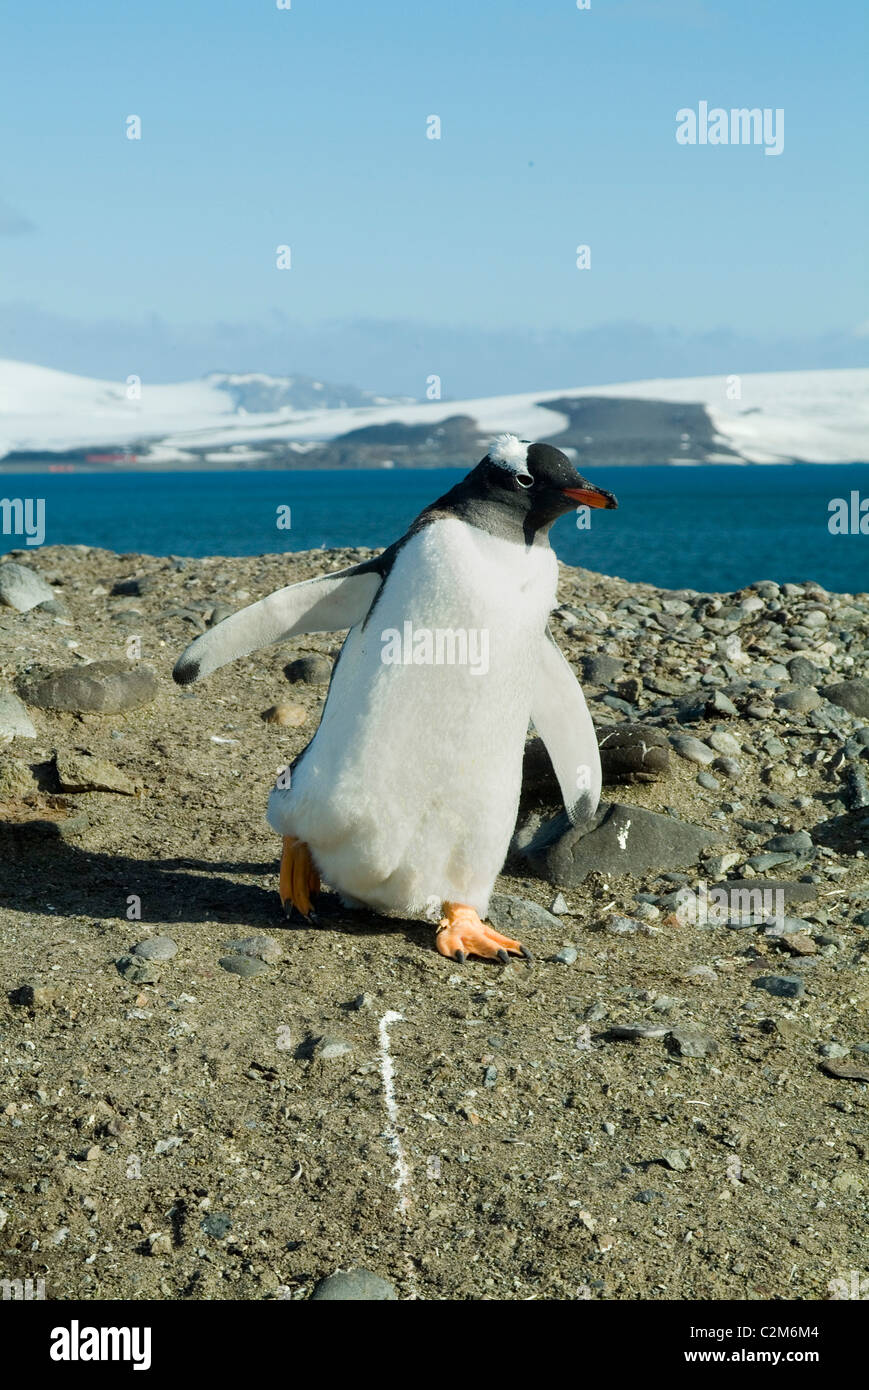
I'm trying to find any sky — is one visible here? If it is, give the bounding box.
[1,0,867,396]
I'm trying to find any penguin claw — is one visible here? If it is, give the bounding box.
[435,904,525,963]
[278,836,321,921]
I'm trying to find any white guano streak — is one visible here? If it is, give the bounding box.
[377,1011,412,1216]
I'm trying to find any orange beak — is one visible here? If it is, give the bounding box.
[562,484,618,510]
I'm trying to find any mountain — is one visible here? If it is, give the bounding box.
[1,360,867,468]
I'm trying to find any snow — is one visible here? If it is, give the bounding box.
[1,358,867,464]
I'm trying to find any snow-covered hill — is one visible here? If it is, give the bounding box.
[1,360,867,466]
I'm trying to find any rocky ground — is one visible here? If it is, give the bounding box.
[0,544,868,1303]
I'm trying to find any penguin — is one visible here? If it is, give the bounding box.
[173,435,617,962]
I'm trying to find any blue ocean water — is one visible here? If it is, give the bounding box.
[1,464,867,594]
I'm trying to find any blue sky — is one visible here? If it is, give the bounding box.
[1,0,867,394]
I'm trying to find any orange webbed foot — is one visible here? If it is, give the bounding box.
[279,836,321,919]
[435,903,529,963]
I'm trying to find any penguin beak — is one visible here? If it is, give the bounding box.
[561,482,618,510]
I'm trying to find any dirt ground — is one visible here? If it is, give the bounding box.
[1,545,867,1301]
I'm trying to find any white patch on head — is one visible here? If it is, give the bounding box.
[488,433,530,472]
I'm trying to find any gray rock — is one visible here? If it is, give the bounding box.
[549,893,569,914]
[132,936,178,961]
[788,656,823,686]
[37,598,69,617]
[580,654,624,685]
[709,690,739,717]
[823,679,869,720]
[488,893,561,933]
[711,756,742,780]
[670,734,715,767]
[708,730,741,756]
[55,750,140,795]
[667,1027,718,1058]
[598,724,670,784]
[0,562,55,612]
[819,1042,850,1060]
[552,946,578,965]
[660,1147,692,1171]
[752,974,805,999]
[284,655,332,685]
[696,771,720,791]
[200,1213,232,1238]
[775,688,821,714]
[765,830,813,853]
[224,935,283,964]
[608,1022,671,1040]
[115,955,160,984]
[521,802,721,885]
[23,660,159,713]
[111,576,157,597]
[0,690,36,741]
[219,955,268,977]
[314,1036,353,1060]
[310,1269,397,1301]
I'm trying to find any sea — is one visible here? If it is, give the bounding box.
[1,463,867,595]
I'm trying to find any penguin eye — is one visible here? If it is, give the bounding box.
[515,472,533,489]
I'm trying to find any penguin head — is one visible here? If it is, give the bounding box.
[480,434,618,530]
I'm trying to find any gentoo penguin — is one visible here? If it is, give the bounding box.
[173,435,617,961]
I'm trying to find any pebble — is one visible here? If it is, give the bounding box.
[752,974,805,999]
[0,690,36,742]
[765,830,813,853]
[708,730,741,756]
[284,655,332,685]
[819,1042,850,1060]
[549,893,569,914]
[660,1147,692,1172]
[314,1036,353,1060]
[775,688,821,714]
[261,703,307,727]
[667,1027,718,1058]
[111,575,157,597]
[608,1022,671,1040]
[712,756,741,780]
[488,893,561,933]
[670,734,715,766]
[552,946,578,965]
[200,1213,232,1239]
[580,654,624,685]
[219,955,268,977]
[116,955,160,984]
[55,751,141,795]
[23,660,159,713]
[0,561,55,612]
[823,679,869,720]
[132,936,178,961]
[224,935,283,964]
[696,771,720,791]
[310,1269,397,1301]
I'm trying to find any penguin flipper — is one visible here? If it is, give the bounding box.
[172,564,382,684]
[529,628,602,825]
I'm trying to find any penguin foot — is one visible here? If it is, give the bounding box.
[435,903,524,963]
[279,836,321,920]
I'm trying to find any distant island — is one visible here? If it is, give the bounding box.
[1,362,867,472]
